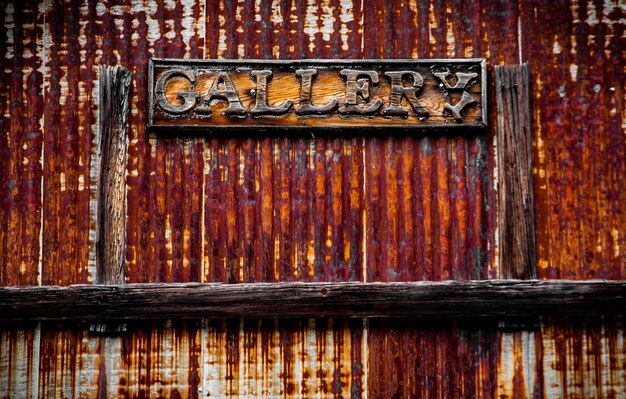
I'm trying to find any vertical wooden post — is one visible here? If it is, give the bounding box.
[96,65,131,285]
[495,64,537,279]
[495,65,539,396]
[92,66,131,334]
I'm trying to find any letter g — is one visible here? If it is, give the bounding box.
[155,69,198,115]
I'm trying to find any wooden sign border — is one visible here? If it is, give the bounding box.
[147,58,488,133]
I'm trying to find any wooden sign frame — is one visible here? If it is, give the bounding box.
[147,58,488,133]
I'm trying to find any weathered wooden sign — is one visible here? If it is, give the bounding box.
[148,59,486,132]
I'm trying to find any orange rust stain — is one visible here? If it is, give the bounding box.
[522,0,626,279]
[368,319,500,398]
[198,319,362,397]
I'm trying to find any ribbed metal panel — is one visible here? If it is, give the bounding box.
[1,0,625,397]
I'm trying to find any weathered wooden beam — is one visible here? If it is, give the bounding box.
[96,65,131,285]
[93,65,131,334]
[0,281,624,321]
[496,64,537,279]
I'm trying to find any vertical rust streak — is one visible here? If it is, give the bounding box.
[125,3,148,284]
[41,0,61,285]
[96,66,131,285]
[347,137,364,282]
[496,64,537,279]
[240,138,256,282]
[0,2,7,286]
[60,0,79,284]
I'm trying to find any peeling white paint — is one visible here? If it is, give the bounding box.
[446,18,455,57]
[235,0,245,58]
[586,1,600,26]
[320,0,334,42]
[4,3,14,60]
[95,2,106,17]
[304,0,318,53]
[164,19,176,39]
[569,64,578,82]
[271,0,283,25]
[75,334,101,398]
[109,5,124,16]
[218,8,227,58]
[339,0,353,51]
[142,0,160,54]
[180,0,199,58]
[428,3,437,45]
[22,47,33,59]
[164,0,177,10]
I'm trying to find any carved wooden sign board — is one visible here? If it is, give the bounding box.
[148,59,487,132]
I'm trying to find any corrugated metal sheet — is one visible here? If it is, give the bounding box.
[2,319,364,398]
[1,0,625,397]
[2,0,498,286]
[0,0,43,286]
[1,317,624,398]
[522,0,626,279]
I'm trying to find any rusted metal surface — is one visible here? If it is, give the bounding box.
[362,0,514,393]
[496,316,626,399]
[0,0,43,286]
[2,317,624,398]
[40,0,93,285]
[1,0,625,397]
[369,318,500,398]
[1,0,497,284]
[522,0,626,279]
[0,323,40,398]
[361,0,508,283]
[1,319,363,398]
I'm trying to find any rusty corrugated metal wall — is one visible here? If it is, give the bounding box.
[1,0,624,397]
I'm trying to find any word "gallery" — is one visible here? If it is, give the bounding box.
[148,59,486,130]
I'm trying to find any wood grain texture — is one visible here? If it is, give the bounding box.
[96,66,131,285]
[495,64,537,279]
[149,59,486,131]
[0,280,624,320]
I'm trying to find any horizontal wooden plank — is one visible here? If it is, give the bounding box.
[0,280,624,320]
[148,58,487,132]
